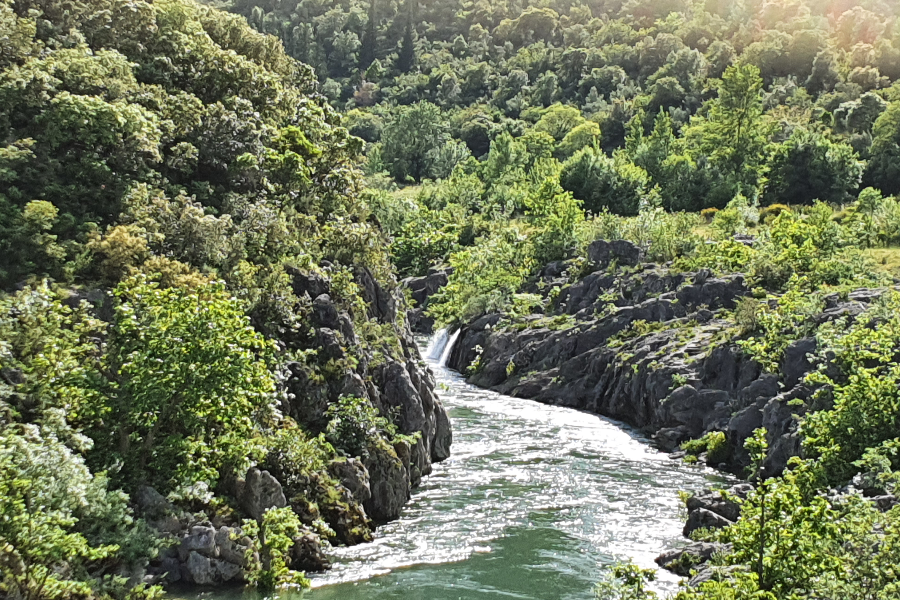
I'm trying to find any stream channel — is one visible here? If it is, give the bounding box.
[186,331,733,600]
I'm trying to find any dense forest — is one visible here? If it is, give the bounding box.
[228,0,900,598]
[4,0,900,598]
[0,0,449,597]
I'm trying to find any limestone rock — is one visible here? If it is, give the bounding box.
[683,507,734,537]
[329,458,372,503]
[364,441,411,522]
[587,239,643,268]
[289,530,331,573]
[686,490,743,522]
[178,525,217,562]
[656,542,731,576]
[237,468,287,521]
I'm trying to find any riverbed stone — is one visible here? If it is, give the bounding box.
[683,507,734,537]
[656,542,731,576]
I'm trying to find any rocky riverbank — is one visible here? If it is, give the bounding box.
[110,266,455,588]
[406,239,887,478]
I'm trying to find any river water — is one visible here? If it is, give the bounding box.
[186,332,732,600]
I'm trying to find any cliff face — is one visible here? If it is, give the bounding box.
[145,265,452,586]
[285,266,452,501]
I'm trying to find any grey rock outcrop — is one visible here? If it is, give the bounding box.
[443,254,883,478]
[656,542,731,575]
[402,268,452,334]
[683,507,734,537]
[587,239,644,268]
[237,468,288,521]
[279,267,452,528]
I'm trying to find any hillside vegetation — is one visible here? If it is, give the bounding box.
[0,0,449,597]
[228,0,900,598]
[5,0,900,598]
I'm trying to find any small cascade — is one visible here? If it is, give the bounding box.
[439,329,460,367]
[424,328,450,362]
[423,328,461,368]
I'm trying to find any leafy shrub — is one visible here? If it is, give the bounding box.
[325,395,400,459]
[428,225,536,324]
[242,507,310,594]
[700,207,719,222]
[737,279,822,371]
[95,277,277,493]
[0,424,161,600]
[560,146,652,216]
[759,204,790,221]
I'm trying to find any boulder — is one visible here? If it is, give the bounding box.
[686,490,743,522]
[134,485,174,520]
[688,565,748,587]
[214,526,247,567]
[237,468,287,521]
[364,441,411,522]
[329,458,372,503]
[178,525,217,562]
[288,267,330,301]
[181,552,244,585]
[683,507,733,537]
[587,239,643,268]
[656,542,731,576]
[782,337,816,389]
[289,530,331,573]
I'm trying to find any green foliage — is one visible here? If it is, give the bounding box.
[241,507,310,594]
[764,129,863,206]
[737,280,822,371]
[391,205,462,277]
[381,101,448,182]
[560,146,653,216]
[325,395,403,459]
[804,291,900,484]
[0,283,104,430]
[685,65,772,195]
[594,562,658,600]
[682,431,729,464]
[580,208,701,263]
[428,225,536,325]
[523,169,584,264]
[0,424,160,600]
[96,277,277,493]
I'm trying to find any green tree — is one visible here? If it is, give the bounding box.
[866,101,900,195]
[764,129,863,206]
[560,146,652,216]
[381,101,447,182]
[686,65,772,195]
[96,277,277,493]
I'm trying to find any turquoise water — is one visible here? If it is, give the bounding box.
[184,342,732,600]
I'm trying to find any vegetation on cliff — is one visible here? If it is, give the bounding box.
[5,0,900,598]
[0,0,448,597]
[222,0,900,596]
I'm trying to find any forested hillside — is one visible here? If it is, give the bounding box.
[0,0,449,597]
[229,1,900,599]
[6,0,900,598]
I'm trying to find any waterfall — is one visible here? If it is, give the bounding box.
[424,328,449,362]
[424,328,461,368]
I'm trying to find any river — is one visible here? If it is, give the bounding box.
[186,332,732,600]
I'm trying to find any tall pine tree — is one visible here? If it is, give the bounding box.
[360,0,377,69]
[397,4,415,73]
